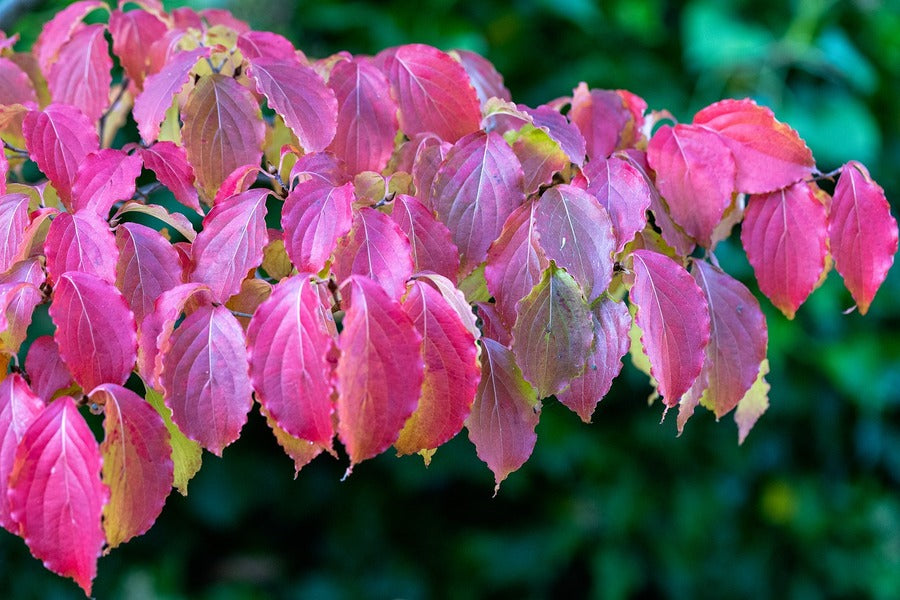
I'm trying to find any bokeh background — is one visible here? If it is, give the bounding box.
[1,0,899,598]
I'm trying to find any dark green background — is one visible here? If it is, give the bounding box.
[1,0,899,598]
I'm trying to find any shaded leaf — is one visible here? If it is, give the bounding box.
[24,335,73,402]
[584,156,652,253]
[145,387,202,496]
[134,47,210,143]
[139,142,202,213]
[735,359,770,444]
[260,405,324,478]
[569,83,630,159]
[108,8,168,88]
[0,193,30,273]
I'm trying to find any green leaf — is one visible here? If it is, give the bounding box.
[734,359,771,444]
[145,386,202,496]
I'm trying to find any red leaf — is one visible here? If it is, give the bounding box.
[332,207,414,300]
[535,184,616,303]
[133,47,211,143]
[0,374,44,533]
[335,276,423,470]
[431,131,525,275]
[24,335,73,402]
[245,55,337,153]
[511,263,594,398]
[33,0,106,75]
[44,210,119,285]
[116,222,185,327]
[190,189,269,303]
[327,58,398,175]
[108,8,168,89]
[0,193,30,273]
[386,44,481,142]
[0,57,37,107]
[584,156,652,253]
[453,49,511,105]
[569,83,631,159]
[8,396,108,595]
[92,383,173,549]
[390,194,460,280]
[282,180,353,274]
[741,182,828,318]
[236,31,300,61]
[629,249,710,407]
[466,337,540,494]
[646,123,736,247]
[557,297,631,423]
[23,104,99,206]
[693,98,814,194]
[829,162,899,314]
[47,24,112,123]
[247,275,335,446]
[71,148,143,216]
[484,201,548,328]
[475,301,511,346]
[161,304,252,456]
[140,142,201,213]
[395,279,479,456]
[49,272,137,391]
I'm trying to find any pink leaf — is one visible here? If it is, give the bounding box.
[33,0,106,75]
[0,193,30,273]
[557,297,631,423]
[49,271,137,391]
[0,57,37,107]
[139,142,202,213]
[247,275,335,446]
[335,276,423,470]
[390,194,460,280]
[115,222,184,327]
[327,58,399,175]
[133,47,210,143]
[829,161,899,314]
[0,374,44,533]
[693,98,814,194]
[47,24,112,123]
[44,210,119,285]
[71,148,143,216]
[741,182,828,318]
[466,337,540,494]
[411,272,480,340]
[410,136,451,210]
[386,44,482,142]
[92,383,173,549]
[190,189,269,303]
[23,104,99,206]
[332,207,414,300]
[395,279,480,456]
[24,335,73,402]
[213,165,261,207]
[584,156,652,253]
[535,184,616,303]
[282,180,353,274]
[629,249,710,407]
[236,31,300,61]
[8,396,108,595]
[569,83,631,159]
[431,131,525,275]
[108,8,168,89]
[245,55,337,153]
[0,281,42,354]
[161,304,252,456]
[453,49,510,106]
[475,301,511,346]
[646,123,736,247]
[289,152,349,187]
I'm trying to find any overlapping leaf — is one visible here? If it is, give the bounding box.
[44,210,119,284]
[0,373,44,533]
[33,0,105,75]
[47,24,112,123]
[0,57,37,107]
[569,83,630,159]
[583,156,651,253]
[0,193,30,272]
[139,142,202,213]
[145,387,202,496]
[281,180,353,274]
[24,335,73,401]
[390,194,460,280]
[453,49,510,106]
[133,47,210,143]
[71,149,143,216]
[116,222,184,327]
[108,8,168,88]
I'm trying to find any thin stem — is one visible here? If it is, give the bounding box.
[98,76,131,146]
[3,139,29,157]
[132,181,163,202]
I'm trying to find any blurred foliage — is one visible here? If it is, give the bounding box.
[1,0,899,598]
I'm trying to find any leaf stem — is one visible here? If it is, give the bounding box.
[3,139,29,158]
[98,76,131,146]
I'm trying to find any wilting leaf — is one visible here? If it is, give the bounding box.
[281,180,353,274]
[0,373,44,533]
[47,24,111,123]
[116,222,184,327]
[44,210,119,285]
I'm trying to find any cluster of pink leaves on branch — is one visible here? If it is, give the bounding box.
[0,0,898,594]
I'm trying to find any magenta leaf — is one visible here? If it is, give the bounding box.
[395,279,480,456]
[327,57,399,175]
[431,130,525,275]
[71,148,143,216]
[133,47,210,143]
[332,207,414,300]
[829,161,899,314]
[741,182,828,318]
[116,222,185,327]
[569,83,631,159]
[335,276,423,471]
[289,152,349,187]
[629,249,710,407]
[247,275,335,446]
[646,123,736,247]
[282,180,354,274]
[411,272,480,340]
[584,156,652,253]
[453,49,510,106]
[390,194,460,280]
[0,193,30,273]
[190,189,269,303]
[161,304,252,456]
[0,374,44,533]
[557,297,631,423]
[245,55,337,153]
[23,104,99,206]
[410,136,451,210]
[92,383,173,549]
[0,57,37,107]
[47,24,112,123]
[236,31,300,61]
[44,210,119,285]
[108,8,168,88]
[139,142,202,213]
[466,337,540,494]
[535,184,616,303]
[33,0,106,75]
[8,396,108,596]
[386,44,482,142]
[0,281,42,355]
[24,335,73,402]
